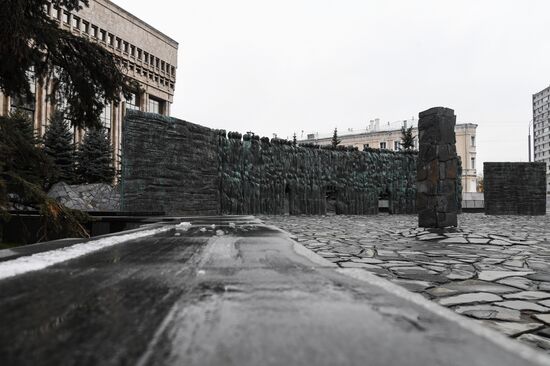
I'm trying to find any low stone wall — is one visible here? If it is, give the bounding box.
[484,162,546,215]
[121,111,418,215]
[48,182,120,211]
[462,192,484,210]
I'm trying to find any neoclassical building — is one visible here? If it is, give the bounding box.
[0,0,178,169]
[300,119,478,192]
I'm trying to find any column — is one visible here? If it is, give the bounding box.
[417,107,459,228]
[0,93,7,116]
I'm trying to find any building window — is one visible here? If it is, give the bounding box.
[471,157,476,169]
[99,29,106,41]
[55,89,68,113]
[363,144,369,150]
[100,102,112,132]
[130,45,135,57]
[53,88,75,139]
[126,93,139,111]
[380,142,386,149]
[10,71,36,123]
[82,21,89,34]
[171,66,175,75]
[148,98,160,114]
[116,38,122,50]
[108,34,114,46]
[394,141,401,151]
[62,11,70,24]
[471,136,476,147]
[137,49,142,60]
[53,7,61,20]
[72,16,80,29]
[144,52,149,64]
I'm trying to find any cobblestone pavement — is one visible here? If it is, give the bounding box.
[263,213,550,352]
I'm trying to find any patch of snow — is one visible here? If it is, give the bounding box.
[229,222,236,228]
[175,222,192,231]
[199,227,207,232]
[0,226,172,281]
[216,230,225,236]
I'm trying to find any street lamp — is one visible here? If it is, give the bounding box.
[528,119,534,162]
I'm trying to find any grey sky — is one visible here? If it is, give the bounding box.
[114,0,550,172]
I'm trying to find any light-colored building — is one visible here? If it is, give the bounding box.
[300,119,478,192]
[532,86,550,192]
[0,0,178,169]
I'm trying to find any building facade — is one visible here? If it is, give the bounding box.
[532,86,550,192]
[301,119,478,192]
[0,0,178,169]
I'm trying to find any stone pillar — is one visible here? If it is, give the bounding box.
[0,93,8,116]
[417,107,459,228]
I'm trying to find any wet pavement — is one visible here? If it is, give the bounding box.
[264,213,550,353]
[1,215,549,365]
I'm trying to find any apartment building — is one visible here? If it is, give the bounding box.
[532,86,550,192]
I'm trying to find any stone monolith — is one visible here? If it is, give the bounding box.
[417,107,459,228]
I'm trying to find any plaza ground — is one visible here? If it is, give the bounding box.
[264,213,550,351]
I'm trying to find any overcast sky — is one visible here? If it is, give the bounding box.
[114,0,550,173]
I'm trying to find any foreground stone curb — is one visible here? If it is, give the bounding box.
[2,216,550,366]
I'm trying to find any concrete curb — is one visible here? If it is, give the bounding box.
[0,215,260,263]
[339,268,550,366]
[0,221,169,263]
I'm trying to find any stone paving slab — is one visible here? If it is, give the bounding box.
[263,213,550,353]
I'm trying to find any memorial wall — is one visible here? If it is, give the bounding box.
[121,111,418,215]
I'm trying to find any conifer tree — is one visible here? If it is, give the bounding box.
[43,111,76,184]
[2,112,49,188]
[9,109,40,145]
[400,126,416,151]
[1,114,88,243]
[331,128,341,148]
[293,132,297,147]
[76,128,115,184]
[0,0,136,129]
